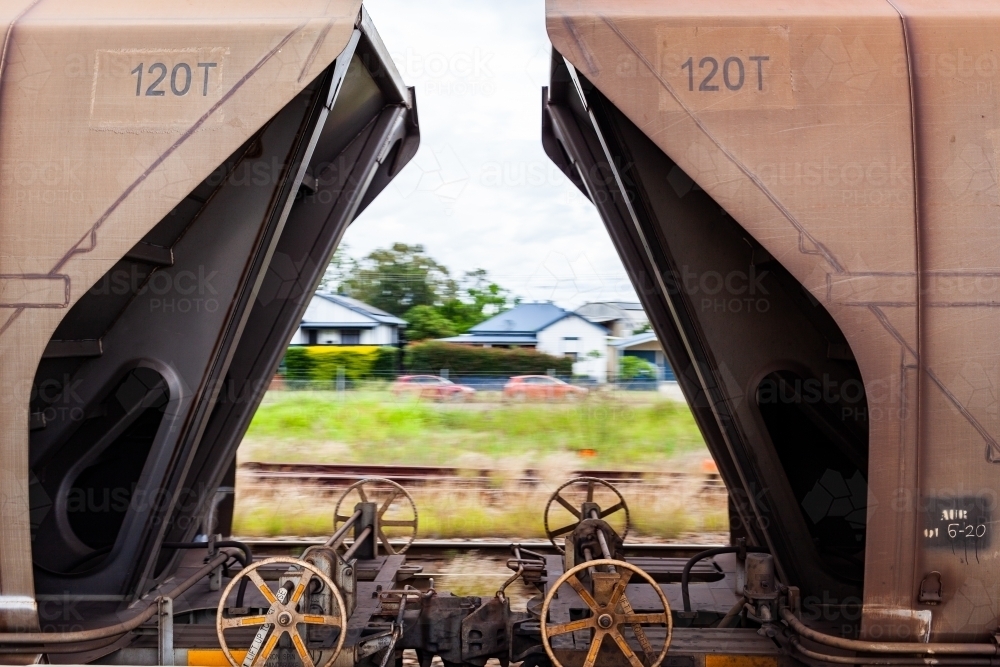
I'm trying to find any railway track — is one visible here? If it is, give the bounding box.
[239,538,724,560]
[239,461,727,490]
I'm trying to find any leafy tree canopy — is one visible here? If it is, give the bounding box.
[404,305,458,341]
[324,243,456,317]
[323,244,519,340]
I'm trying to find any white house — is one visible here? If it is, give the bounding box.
[291,293,406,346]
[437,302,610,381]
[575,301,650,338]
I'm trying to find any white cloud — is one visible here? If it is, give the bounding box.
[346,0,639,309]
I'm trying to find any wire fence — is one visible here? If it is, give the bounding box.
[272,370,677,394]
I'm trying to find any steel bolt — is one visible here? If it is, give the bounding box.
[277,611,293,627]
[597,614,614,629]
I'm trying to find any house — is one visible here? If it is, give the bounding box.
[575,301,650,338]
[291,293,406,346]
[610,332,674,381]
[437,302,610,381]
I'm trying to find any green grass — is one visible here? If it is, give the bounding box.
[231,484,728,541]
[234,389,727,541]
[241,390,706,469]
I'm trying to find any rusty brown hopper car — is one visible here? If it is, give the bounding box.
[3,0,1000,665]
[543,0,1000,649]
[0,0,418,645]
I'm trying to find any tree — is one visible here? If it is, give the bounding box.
[323,244,520,336]
[319,244,357,293]
[404,305,458,341]
[337,243,456,317]
[438,269,519,331]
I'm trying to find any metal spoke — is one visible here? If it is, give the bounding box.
[378,528,396,554]
[291,631,315,667]
[582,631,604,667]
[545,618,593,637]
[248,570,277,605]
[251,631,280,667]
[218,558,348,667]
[609,630,644,667]
[586,480,595,502]
[334,514,353,523]
[622,613,668,625]
[554,494,582,518]
[608,569,633,609]
[302,614,342,627]
[380,518,416,527]
[377,490,399,517]
[565,574,600,611]
[549,522,577,538]
[221,615,268,629]
[290,569,314,605]
[600,502,625,518]
[243,625,272,667]
[356,485,369,503]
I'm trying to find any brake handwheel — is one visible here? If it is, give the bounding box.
[216,557,346,667]
[541,559,672,667]
[333,477,418,554]
[544,477,630,552]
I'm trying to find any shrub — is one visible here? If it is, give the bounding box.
[373,346,401,376]
[282,347,314,382]
[405,341,573,376]
[282,346,397,383]
[619,355,657,381]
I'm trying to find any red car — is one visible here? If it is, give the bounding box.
[390,375,476,401]
[503,375,588,401]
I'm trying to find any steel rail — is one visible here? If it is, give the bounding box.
[239,461,726,488]
[241,538,724,558]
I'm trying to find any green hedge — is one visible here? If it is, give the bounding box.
[405,341,573,376]
[283,346,399,382]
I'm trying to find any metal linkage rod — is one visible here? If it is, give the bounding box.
[342,526,374,561]
[0,549,238,646]
[326,509,363,549]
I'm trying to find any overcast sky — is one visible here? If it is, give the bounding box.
[344,0,639,309]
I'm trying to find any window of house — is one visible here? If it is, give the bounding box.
[563,336,579,357]
[341,329,361,345]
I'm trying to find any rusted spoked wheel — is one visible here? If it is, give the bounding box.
[333,477,418,554]
[543,477,630,553]
[541,559,672,667]
[216,557,346,667]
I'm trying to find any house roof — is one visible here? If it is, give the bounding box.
[300,322,378,329]
[610,332,661,349]
[437,334,538,346]
[469,302,576,334]
[309,293,407,326]
[576,301,647,324]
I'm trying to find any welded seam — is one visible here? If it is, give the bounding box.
[0,0,44,87]
[883,0,929,638]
